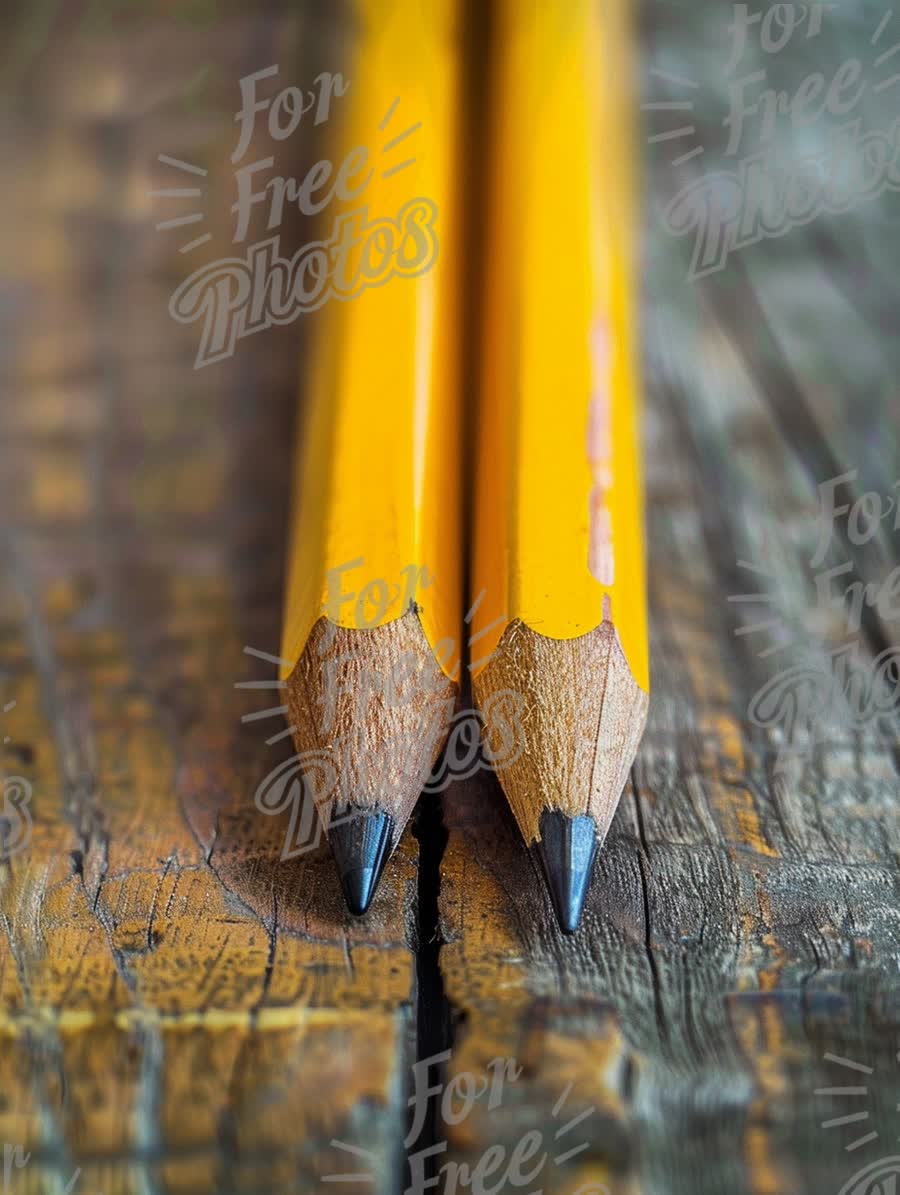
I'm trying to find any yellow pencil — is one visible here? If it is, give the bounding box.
[280,0,462,915]
[471,0,649,932]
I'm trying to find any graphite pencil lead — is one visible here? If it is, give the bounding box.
[532,811,599,934]
[329,807,395,916]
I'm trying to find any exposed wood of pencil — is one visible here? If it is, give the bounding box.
[285,613,456,846]
[475,620,648,847]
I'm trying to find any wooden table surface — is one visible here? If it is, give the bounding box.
[1,2,898,1192]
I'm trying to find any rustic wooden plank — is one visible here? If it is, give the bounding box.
[438,7,900,1179]
[438,340,899,1193]
[640,0,900,649]
[0,7,418,1193]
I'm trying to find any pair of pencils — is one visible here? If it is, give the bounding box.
[279,0,648,932]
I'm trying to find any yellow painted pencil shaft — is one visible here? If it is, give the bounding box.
[280,0,462,680]
[472,0,647,693]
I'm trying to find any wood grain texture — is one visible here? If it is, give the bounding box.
[474,620,648,845]
[285,614,457,848]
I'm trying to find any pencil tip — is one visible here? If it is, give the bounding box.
[533,811,599,934]
[329,806,395,916]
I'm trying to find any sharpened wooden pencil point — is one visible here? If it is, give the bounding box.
[475,621,648,901]
[284,615,457,916]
